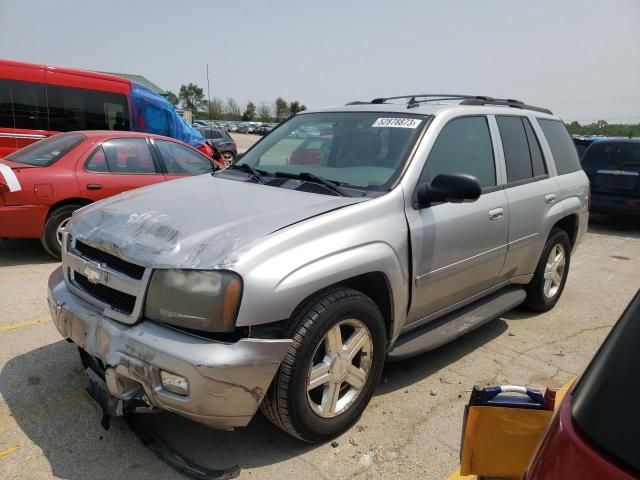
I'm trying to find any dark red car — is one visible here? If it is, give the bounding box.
[0,131,217,258]
[526,290,640,479]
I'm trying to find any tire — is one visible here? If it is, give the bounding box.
[260,288,387,443]
[221,151,235,167]
[41,204,82,259]
[524,228,571,312]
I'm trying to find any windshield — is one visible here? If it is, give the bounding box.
[582,141,640,172]
[236,112,428,191]
[4,133,85,166]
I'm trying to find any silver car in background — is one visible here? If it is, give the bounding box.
[48,94,589,442]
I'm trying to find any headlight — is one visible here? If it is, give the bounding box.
[145,270,242,332]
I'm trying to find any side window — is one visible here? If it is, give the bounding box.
[421,116,496,189]
[47,85,129,132]
[497,116,534,183]
[0,80,48,130]
[523,118,547,177]
[155,140,213,175]
[85,146,109,172]
[0,79,13,128]
[537,119,582,175]
[101,138,158,174]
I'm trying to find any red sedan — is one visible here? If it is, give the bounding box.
[0,131,218,258]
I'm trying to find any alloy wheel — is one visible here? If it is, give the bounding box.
[56,217,71,247]
[543,244,566,298]
[306,319,373,418]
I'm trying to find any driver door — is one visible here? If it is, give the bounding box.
[405,116,508,327]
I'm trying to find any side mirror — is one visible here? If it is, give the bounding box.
[416,173,481,207]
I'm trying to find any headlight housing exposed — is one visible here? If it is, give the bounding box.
[145,270,242,332]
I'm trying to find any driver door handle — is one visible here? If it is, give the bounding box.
[86,183,102,190]
[489,208,504,221]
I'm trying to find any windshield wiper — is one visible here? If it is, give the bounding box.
[274,171,351,197]
[223,163,267,183]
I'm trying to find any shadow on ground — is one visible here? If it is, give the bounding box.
[378,317,508,395]
[0,238,58,267]
[1,316,507,478]
[588,213,640,239]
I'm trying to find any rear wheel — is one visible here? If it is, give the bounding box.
[41,204,83,259]
[221,151,235,168]
[524,228,571,312]
[261,288,386,443]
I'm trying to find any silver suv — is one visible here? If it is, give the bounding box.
[48,94,589,442]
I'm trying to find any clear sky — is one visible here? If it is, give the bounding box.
[1,0,638,123]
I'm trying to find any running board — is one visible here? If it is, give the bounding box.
[388,287,526,361]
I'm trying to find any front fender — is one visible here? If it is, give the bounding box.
[237,241,408,338]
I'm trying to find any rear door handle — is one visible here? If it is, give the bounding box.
[489,208,504,221]
[545,193,557,204]
[86,183,102,190]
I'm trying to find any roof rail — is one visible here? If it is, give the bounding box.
[369,94,552,114]
[460,98,552,115]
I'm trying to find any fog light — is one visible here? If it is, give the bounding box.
[160,371,189,396]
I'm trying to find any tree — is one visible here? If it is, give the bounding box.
[289,101,307,116]
[274,97,289,122]
[565,121,640,137]
[178,83,206,113]
[207,97,224,120]
[165,91,179,107]
[242,101,256,121]
[224,97,242,120]
[257,103,273,123]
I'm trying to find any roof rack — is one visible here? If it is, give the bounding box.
[368,94,552,115]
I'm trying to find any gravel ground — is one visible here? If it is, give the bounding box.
[1,209,639,480]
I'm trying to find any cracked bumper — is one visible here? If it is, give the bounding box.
[47,267,292,430]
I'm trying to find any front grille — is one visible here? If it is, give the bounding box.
[75,240,145,280]
[74,272,136,314]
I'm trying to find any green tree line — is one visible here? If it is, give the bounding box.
[566,120,640,138]
[166,83,306,123]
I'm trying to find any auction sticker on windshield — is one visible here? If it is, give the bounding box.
[372,118,422,128]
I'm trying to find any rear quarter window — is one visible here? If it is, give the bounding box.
[537,119,582,175]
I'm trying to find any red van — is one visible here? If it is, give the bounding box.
[0,59,212,158]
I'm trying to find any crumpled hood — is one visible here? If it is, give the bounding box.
[68,175,363,268]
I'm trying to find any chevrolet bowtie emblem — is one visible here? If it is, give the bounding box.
[83,263,106,284]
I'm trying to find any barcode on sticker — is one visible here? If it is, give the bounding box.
[372,118,422,128]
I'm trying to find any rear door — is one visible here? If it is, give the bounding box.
[494,115,561,278]
[76,137,165,201]
[151,138,214,180]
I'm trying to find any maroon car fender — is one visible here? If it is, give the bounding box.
[526,398,636,480]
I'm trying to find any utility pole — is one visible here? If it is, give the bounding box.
[206,64,212,122]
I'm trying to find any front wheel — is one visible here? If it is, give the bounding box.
[261,288,386,443]
[524,228,571,312]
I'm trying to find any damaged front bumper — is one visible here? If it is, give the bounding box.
[48,267,292,430]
